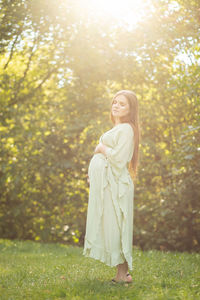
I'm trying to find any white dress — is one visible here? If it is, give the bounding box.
[83,123,134,270]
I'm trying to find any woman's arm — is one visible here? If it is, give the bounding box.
[102,124,134,169]
[94,142,108,156]
[104,124,134,169]
[93,124,134,170]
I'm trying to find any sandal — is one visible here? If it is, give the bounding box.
[111,273,132,284]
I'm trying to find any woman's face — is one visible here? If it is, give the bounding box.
[111,94,130,120]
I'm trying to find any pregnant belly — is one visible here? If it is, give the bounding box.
[88,153,107,179]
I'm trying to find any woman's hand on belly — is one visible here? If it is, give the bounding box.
[94,142,107,156]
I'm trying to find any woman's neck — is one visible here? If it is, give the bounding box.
[114,118,121,126]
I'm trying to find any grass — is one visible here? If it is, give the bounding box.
[0,239,199,300]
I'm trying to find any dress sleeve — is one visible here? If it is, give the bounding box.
[104,123,134,170]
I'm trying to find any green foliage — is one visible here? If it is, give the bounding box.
[0,0,199,251]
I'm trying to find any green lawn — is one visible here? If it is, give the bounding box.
[0,239,199,300]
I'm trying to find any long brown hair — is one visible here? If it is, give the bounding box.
[110,90,140,181]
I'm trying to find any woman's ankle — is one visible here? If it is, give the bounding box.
[115,273,128,280]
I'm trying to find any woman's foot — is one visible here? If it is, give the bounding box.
[112,273,132,283]
[126,273,132,283]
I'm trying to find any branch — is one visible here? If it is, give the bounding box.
[12,35,38,100]
[9,66,59,107]
[4,33,20,70]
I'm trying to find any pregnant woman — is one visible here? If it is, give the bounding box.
[83,90,140,284]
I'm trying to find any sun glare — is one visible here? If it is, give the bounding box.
[87,0,148,28]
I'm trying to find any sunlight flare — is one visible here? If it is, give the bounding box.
[87,0,149,28]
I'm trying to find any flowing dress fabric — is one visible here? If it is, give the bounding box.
[83,123,134,270]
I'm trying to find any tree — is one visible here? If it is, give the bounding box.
[0,0,199,251]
